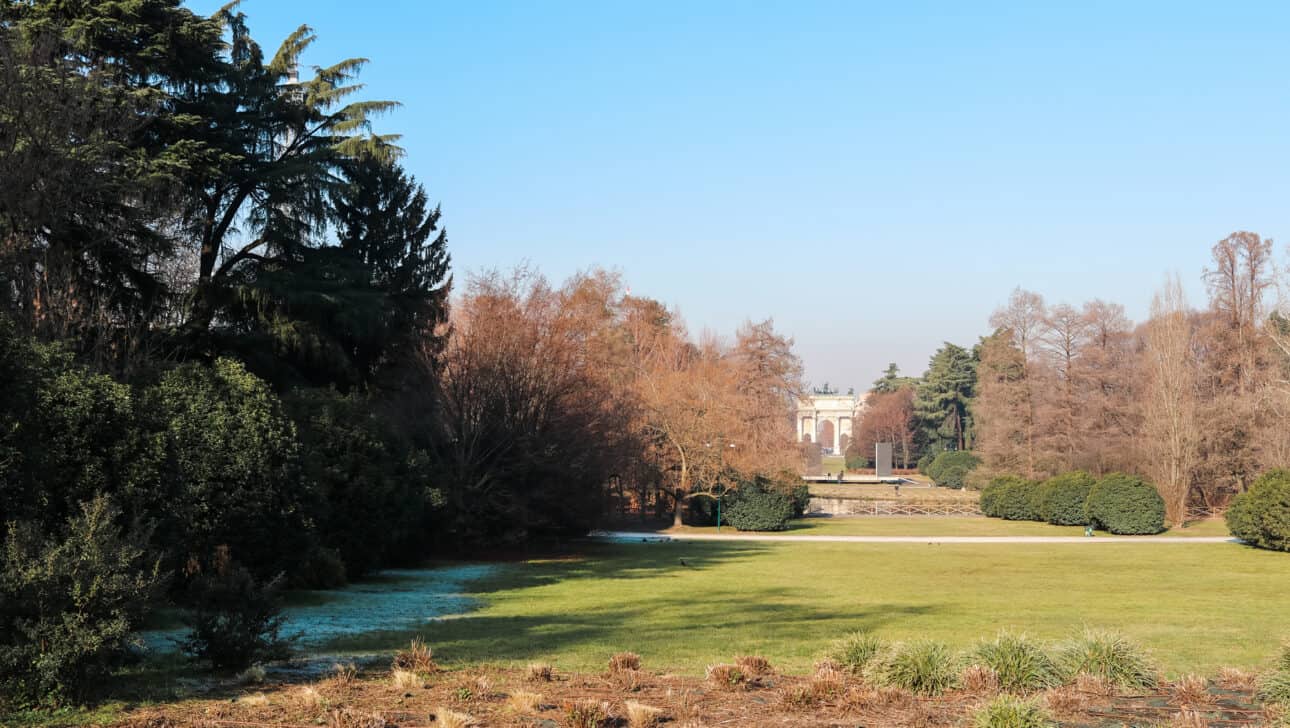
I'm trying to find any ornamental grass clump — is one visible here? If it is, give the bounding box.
[1059,629,1157,690]
[1258,670,1290,705]
[969,632,1063,693]
[827,630,888,675]
[971,694,1054,728]
[866,640,960,696]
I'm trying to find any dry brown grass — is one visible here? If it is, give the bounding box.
[1217,666,1259,691]
[623,699,664,727]
[328,662,359,691]
[810,671,845,702]
[608,651,642,673]
[327,706,388,728]
[504,689,542,714]
[1043,686,1089,716]
[293,684,326,711]
[391,637,436,673]
[563,698,611,728]
[1168,709,1208,728]
[779,684,817,710]
[611,667,646,692]
[958,664,1000,696]
[1171,674,1214,707]
[431,706,476,728]
[390,669,422,691]
[734,654,774,677]
[704,663,747,691]
[1074,672,1117,697]
[525,662,554,682]
[238,692,269,707]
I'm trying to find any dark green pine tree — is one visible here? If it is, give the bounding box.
[332,155,452,385]
[912,343,978,453]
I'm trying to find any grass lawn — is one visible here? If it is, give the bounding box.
[327,530,1286,679]
[676,515,1232,538]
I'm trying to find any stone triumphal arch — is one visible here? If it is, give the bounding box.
[796,385,862,454]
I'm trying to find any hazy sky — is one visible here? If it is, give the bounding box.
[192,1,1290,389]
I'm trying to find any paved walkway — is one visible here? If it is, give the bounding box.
[591,530,1237,544]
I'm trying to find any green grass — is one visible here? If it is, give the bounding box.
[819,455,847,472]
[325,533,1285,678]
[677,516,1231,538]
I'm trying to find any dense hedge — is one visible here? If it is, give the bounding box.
[1038,471,1095,525]
[1085,473,1166,535]
[926,451,981,489]
[1226,469,1290,552]
[725,477,796,531]
[982,476,1041,521]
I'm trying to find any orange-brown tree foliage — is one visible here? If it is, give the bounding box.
[973,231,1290,520]
[851,389,915,468]
[431,267,804,532]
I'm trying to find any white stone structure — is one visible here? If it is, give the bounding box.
[796,387,862,454]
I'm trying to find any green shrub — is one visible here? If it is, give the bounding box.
[971,694,1053,728]
[917,452,937,474]
[1058,629,1156,689]
[725,478,794,532]
[969,632,1062,693]
[0,495,163,705]
[827,631,887,675]
[984,477,1042,521]
[1258,670,1290,704]
[866,640,960,695]
[846,454,870,470]
[980,478,1008,517]
[147,359,312,579]
[180,548,293,670]
[1225,469,1290,552]
[927,451,981,489]
[1037,471,1095,525]
[790,484,811,518]
[1085,473,1166,535]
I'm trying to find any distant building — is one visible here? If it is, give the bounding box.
[795,384,863,455]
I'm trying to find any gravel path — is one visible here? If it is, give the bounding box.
[591,530,1237,544]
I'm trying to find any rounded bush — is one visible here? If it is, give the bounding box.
[927,451,981,489]
[982,476,1041,521]
[1037,471,1095,525]
[725,481,794,532]
[866,640,960,696]
[969,632,1062,693]
[1084,473,1165,535]
[827,631,887,675]
[1058,628,1156,689]
[1226,469,1290,552]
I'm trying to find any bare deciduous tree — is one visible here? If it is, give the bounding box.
[1141,275,1199,525]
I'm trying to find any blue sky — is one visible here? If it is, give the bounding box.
[191,1,1290,389]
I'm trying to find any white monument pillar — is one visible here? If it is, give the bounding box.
[832,417,840,453]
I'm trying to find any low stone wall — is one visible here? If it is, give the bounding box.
[807,497,984,517]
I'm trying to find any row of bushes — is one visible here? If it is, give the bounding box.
[825,628,1158,696]
[980,471,1166,534]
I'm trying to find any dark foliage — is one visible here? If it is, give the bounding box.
[926,451,981,489]
[180,548,292,670]
[1226,468,1290,552]
[724,477,796,532]
[1038,471,1095,525]
[0,496,163,705]
[1085,473,1166,535]
[980,476,1041,520]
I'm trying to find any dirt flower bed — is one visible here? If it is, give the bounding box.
[112,661,1275,728]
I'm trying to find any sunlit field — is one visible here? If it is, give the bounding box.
[675,515,1232,538]
[329,533,1285,677]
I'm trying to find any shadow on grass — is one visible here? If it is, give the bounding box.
[316,540,944,669]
